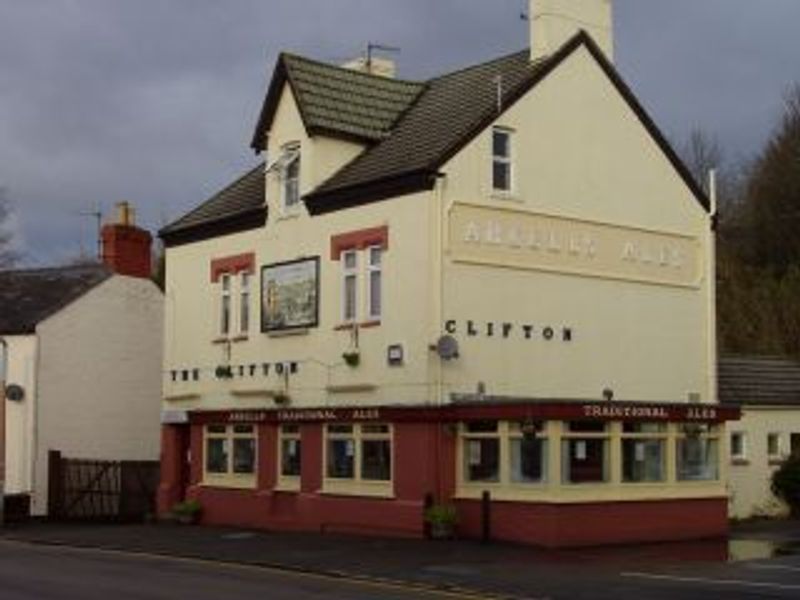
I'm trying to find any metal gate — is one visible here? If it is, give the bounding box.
[47,450,159,521]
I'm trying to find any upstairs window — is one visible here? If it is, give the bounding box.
[342,250,358,322]
[492,127,513,193]
[239,272,250,334]
[282,143,301,210]
[220,274,232,336]
[366,246,382,320]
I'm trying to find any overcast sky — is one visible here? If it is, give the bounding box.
[1,0,798,266]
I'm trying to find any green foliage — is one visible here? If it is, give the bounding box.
[713,85,800,356]
[771,455,800,515]
[424,504,458,526]
[171,499,202,517]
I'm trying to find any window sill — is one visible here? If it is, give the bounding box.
[731,458,750,466]
[212,337,231,345]
[266,328,310,338]
[275,480,301,493]
[200,478,257,490]
[768,457,784,466]
[321,480,394,499]
[231,334,249,343]
[275,210,301,222]
[334,320,381,331]
[489,191,523,203]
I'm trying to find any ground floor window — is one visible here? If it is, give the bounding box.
[204,424,257,487]
[461,420,548,487]
[324,423,393,495]
[561,421,608,484]
[278,425,302,489]
[677,424,720,481]
[621,422,666,483]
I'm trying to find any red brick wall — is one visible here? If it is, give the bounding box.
[101,224,152,279]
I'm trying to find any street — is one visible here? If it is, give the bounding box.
[0,541,474,600]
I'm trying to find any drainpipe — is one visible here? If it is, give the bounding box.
[0,337,7,526]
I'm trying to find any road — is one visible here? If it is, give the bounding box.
[0,541,482,600]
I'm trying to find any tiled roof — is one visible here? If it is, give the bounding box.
[0,264,111,335]
[307,50,544,204]
[719,356,800,407]
[279,53,425,143]
[160,164,266,245]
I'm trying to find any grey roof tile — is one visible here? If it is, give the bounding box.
[160,163,265,238]
[719,355,800,406]
[0,264,111,335]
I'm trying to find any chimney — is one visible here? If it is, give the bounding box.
[101,202,152,279]
[342,56,396,78]
[530,0,614,62]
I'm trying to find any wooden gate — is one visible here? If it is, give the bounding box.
[47,450,159,521]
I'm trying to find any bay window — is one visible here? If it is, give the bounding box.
[621,422,666,483]
[561,421,609,484]
[677,424,720,481]
[461,421,548,487]
[204,424,257,487]
[324,423,393,496]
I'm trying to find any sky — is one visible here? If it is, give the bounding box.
[0,0,798,266]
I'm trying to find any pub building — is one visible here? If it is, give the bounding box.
[158,0,739,547]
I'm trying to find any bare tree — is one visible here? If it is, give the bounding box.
[0,187,19,268]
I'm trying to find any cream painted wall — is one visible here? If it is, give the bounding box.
[728,406,800,519]
[3,335,38,495]
[33,275,163,515]
[164,84,436,414]
[439,45,711,405]
[163,189,436,413]
[165,43,713,420]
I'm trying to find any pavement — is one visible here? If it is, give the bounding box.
[2,519,800,598]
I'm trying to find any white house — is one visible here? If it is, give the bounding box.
[1,204,163,516]
[721,355,800,519]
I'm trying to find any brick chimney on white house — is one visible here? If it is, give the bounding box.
[101,202,152,279]
[530,0,614,62]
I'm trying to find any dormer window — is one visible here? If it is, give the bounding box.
[492,127,513,194]
[282,143,301,210]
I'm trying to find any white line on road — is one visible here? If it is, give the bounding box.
[747,563,800,573]
[621,571,800,592]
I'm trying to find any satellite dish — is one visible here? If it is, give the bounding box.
[436,335,459,360]
[5,384,25,402]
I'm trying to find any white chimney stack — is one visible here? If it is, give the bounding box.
[530,0,614,62]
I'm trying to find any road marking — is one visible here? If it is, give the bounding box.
[622,571,800,592]
[0,538,518,600]
[747,563,800,573]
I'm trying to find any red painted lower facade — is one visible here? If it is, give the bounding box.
[158,402,736,548]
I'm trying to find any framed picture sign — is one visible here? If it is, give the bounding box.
[261,257,320,332]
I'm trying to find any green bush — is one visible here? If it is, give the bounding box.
[771,455,800,516]
[172,499,202,517]
[424,504,458,526]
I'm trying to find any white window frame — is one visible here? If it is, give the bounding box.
[281,143,301,212]
[620,422,667,484]
[767,432,782,462]
[323,423,393,497]
[491,127,514,195]
[458,421,549,491]
[219,273,232,337]
[203,424,257,489]
[277,424,302,491]
[730,431,747,462]
[341,249,359,323]
[239,271,251,335]
[366,245,382,321]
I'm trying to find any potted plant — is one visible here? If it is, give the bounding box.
[772,455,800,517]
[424,504,458,540]
[171,499,202,525]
